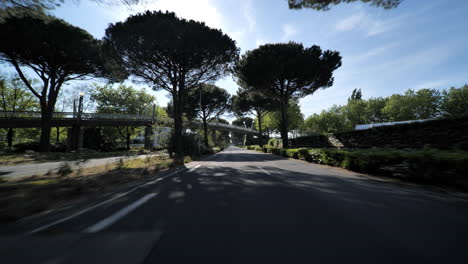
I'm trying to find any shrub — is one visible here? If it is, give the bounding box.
[247,145,260,150]
[270,148,281,155]
[168,133,200,157]
[298,148,312,161]
[264,146,468,188]
[212,147,222,153]
[268,138,282,148]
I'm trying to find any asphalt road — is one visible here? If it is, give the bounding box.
[1,146,468,264]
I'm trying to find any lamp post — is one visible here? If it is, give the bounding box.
[69,92,84,151]
[243,121,247,146]
[77,92,84,123]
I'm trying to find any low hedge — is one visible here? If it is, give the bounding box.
[246,145,468,188]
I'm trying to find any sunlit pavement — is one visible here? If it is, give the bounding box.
[1,147,468,264]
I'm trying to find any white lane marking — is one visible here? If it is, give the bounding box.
[257,165,271,175]
[27,169,183,234]
[84,193,157,233]
[188,164,201,172]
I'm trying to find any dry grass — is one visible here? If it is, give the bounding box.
[0,155,179,223]
[0,149,161,167]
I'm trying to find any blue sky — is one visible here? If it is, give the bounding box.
[47,0,468,118]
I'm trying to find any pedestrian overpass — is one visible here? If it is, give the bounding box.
[0,111,257,150]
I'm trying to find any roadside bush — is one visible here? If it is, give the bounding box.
[298,148,312,161]
[270,148,281,155]
[247,145,260,150]
[268,138,282,148]
[257,146,468,188]
[13,142,66,153]
[168,133,199,157]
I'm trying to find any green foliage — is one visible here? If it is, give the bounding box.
[365,97,389,123]
[232,117,255,146]
[104,10,238,93]
[303,86,466,135]
[104,10,239,161]
[235,42,342,148]
[287,0,401,10]
[268,138,282,148]
[185,84,231,121]
[231,86,275,147]
[0,13,103,151]
[184,84,230,148]
[0,14,103,81]
[303,105,351,134]
[345,99,367,129]
[232,87,275,117]
[0,74,37,112]
[440,85,468,118]
[348,88,362,101]
[252,145,468,186]
[91,84,156,115]
[382,89,441,121]
[0,74,38,149]
[256,101,305,134]
[90,84,156,149]
[232,117,254,128]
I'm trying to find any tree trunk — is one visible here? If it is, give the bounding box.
[257,111,263,148]
[280,100,289,149]
[203,118,209,148]
[172,93,184,164]
[7,128,14,149]
[39,110,52,152]
[126,129,131,150]
[56,127,60,143]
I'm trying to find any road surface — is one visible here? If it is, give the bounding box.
[0,154,161,179]
[1,147,467,263]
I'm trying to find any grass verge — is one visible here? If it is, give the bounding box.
[0,149,163,167]
[0,155,189,223]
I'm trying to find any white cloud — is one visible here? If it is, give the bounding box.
[335,14,365,31]
[281,24,299,41]
[345,42,398,66]
[366,19,397,37]
[334,12,399,37]
[255,37,269,48]
[244,0,256,33]
[414,79,453,90]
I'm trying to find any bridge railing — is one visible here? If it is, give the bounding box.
[0,111,153,121]
[206,121,256,133]
[0,111,257,133]
[0,111,44,119]
[80,112,152,121]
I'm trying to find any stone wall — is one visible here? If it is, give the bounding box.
[290,116,468,150]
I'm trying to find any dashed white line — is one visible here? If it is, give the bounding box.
[27,168,183,234]
[27,191,127,235]
[84,193,157,233]
[188,164,201,172]
[257,165,271,175]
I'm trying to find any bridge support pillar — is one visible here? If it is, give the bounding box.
[211,129,217,146]
[67,125,83,151]
[144,125,152,150]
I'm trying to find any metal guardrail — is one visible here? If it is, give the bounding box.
[0,111,257,134]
